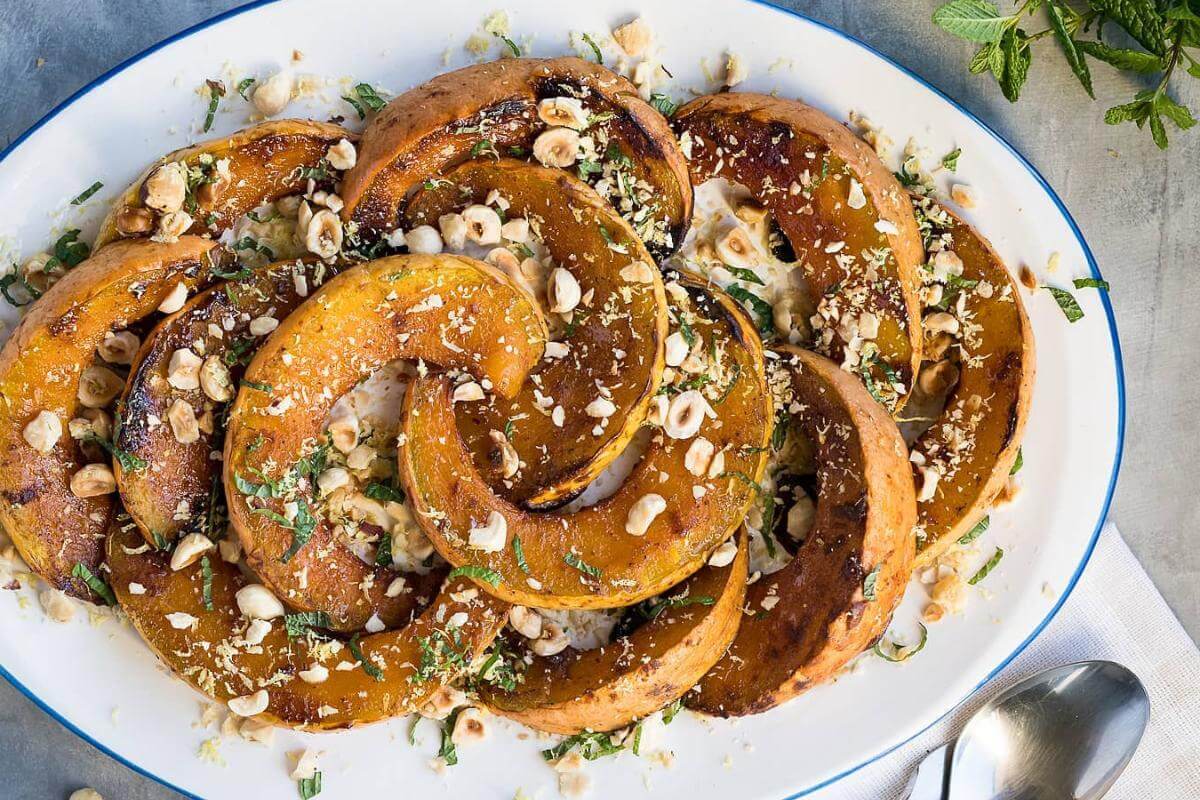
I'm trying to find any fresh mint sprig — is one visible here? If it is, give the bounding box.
[933,0,1199,148]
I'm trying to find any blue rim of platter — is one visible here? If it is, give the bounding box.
[0,1,1126,798]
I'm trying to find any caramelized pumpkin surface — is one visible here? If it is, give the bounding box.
[0,237,220,599]
[223,254,546,631]
[482,531,747,734]
[107,522,505,730]
[405,159,667,507]
[690,346,915,716]
[399,277,771,610]
[675,93,924,412]
[342,57,691,260]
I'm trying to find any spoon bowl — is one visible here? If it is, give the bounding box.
[948,660,1149,799]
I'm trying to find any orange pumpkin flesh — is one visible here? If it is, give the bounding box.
[909,201,1035,567]
[674,93,924,413]
[115,259,339,546]
[399,276,771,610]
[482,531,747,734]
[341,57,691,260]
[0,237,221,600]
[223,254,547,631]
[97,119,351,247]
[107,522,506,730]
[690,345,915,716]
[404,159,667,508]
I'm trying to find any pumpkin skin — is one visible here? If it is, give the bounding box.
[115,259,338,546]
[106,522,506,730]
[0,237,221,600]
[674,93,924,413]
[404,159,667,508]
[689,345,916,717]
[97,119,351,247]
[909,202,1035,568]
[481,530,747,734]
[341,57,692,260]
[223,254,547,631]
[398,276,772,610]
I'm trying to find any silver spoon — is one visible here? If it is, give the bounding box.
[904,660,1149,799]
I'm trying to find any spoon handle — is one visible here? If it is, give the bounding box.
[902,743,951,800]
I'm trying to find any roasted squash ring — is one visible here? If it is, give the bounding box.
[223,254,547,631]
[399,276,771,610]
[106,522,506,730]
[689,345,915,716]
[909,202,1035,568]
[404,159,667,508]
[97,119,351,247]
[115,259,337,546]
[0,237,222,600]
[481,530,747,734]
[341,57,691,260]
[674,93,924,412]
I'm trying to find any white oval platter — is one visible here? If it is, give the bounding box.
[0,0,1123,798]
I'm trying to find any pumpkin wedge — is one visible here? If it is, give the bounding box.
[106,522,506,730]
[0,237,221,600]
[908,200,1035,568]
[404,159,667,508]
[97,119,351,247]
[674,93,924,413]
[482,530,747,734]
[689,345,915,717]
[341,57,691,259]
[224,254,547,631]
[115,258,337,546]
[399,276,771,610]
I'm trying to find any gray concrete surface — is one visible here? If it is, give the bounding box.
[1,1,1197,798]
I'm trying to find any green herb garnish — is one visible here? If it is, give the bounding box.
[725,285,774,334]
[724,266,764,285]
[940,147,962,171]
[968,547,1005,585]
[648,92,679,118]
[662,698,684,724]
[563,552,602,578]
[581,33,604,64]
[348,633,385,681]
[342,82,387,119]
[200,556,214,611]
[70,181,103,205]
[512,536,531,575]
[542,731,624,762]
[71,562,115,605]
[863,564,881,601]
[284,610,331,639]
[202,79,225,133]
[447,565,503,586]
[364,481,405,503]
[1010,447,1024,475]
[438,710,460,765]
[1073,276,1110,291]
[236,77,256,100]
[1043,285,1084,323]
[297,772,322,799]
[874,622,929,662]
[83,432,148,473]
[957,516,990,546]
[495,33,521,56]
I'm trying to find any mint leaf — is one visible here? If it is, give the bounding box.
[1073,277,1110,291]
[447,565,502,586]
[1076,41,1162,73]
[1043,285,1084,323]
[999,28,1032,102]
[1089,0,1166,56]
[1046,2,1094,98]
[933,0,1013,43]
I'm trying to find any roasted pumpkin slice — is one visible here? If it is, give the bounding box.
[341,57,691,259]
[689,345,915,717]
[106,522,505,730]
[399,276,771,610]
[907,200,1035,568]
[115,258,337,546]
[224,254,547,631]
[404,159,667,508]
[0,237,221,600]
[674,93,924,412]
[481,530,747,734]
[97,119,351,247]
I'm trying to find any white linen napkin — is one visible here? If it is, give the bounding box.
[809,523,1200,799]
